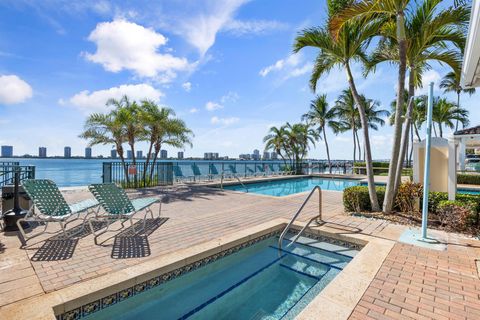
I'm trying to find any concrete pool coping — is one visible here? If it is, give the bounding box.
[0,218,396,320]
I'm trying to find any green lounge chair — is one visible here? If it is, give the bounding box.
[17,179,99,244]
[87,183,161,244]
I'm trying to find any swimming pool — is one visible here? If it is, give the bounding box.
[223,177,361,196]
[83,234,357,320]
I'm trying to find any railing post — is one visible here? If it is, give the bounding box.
[317,187,322,224]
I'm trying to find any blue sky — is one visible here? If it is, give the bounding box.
[0,0,477,160]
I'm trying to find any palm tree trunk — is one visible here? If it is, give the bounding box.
[352,126,357,165]
[414,123,421,141]
[433,123,438,137]
[143,139,154,185]
[383,12,407,214]
[322,128,331,173]
[439,123,443,138]
[455,91,460,131]
[149,143,161,182]
[346,63,379,211]
[117,144,130,184]
[393,69,415,196]
[129,142,137,188]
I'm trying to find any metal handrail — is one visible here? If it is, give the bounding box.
[220,171,248,192]
[278,186,322,251]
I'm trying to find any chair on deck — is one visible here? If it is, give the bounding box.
[17,179,99,244]
[87,183,161,244]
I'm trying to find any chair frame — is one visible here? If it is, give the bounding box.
[87,184,161,245]
[15,179,98,245]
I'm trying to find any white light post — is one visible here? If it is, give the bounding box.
[421,82,434,240]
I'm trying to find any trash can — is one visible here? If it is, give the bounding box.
[2,184,32,213]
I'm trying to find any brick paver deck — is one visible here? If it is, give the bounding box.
[1,183,479,319]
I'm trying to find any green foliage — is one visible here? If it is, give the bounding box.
[457,174,480,185]
[353,161,411,176]
[437,200,475,231]
[395,182,423,213]
[343,186,385,212]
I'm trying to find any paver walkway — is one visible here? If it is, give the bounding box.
[1,184,479,320]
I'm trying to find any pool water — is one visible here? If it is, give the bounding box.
[223,177,360,196]
[85,235,357,320]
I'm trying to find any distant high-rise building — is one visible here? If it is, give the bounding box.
[262,151,270,160]
[160,150,168,159]
[64,146,71,158]
[178,151,184,159]
[1,145,13,157]
[271,152,278,160]
[252,149,260,161]
[239,154,251,160]
[136,150,143,159]
[39,147,47,158]
[127,150,133,159]
[110,149,117,159]
[204,152,219,160]
[85,147,92,159]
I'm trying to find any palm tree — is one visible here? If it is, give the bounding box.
[331,89,359,163]
[440,71,476,131]
[144,106,193,182]
[331,0,410,213]
[432,97,469,137]
[80,112,130,184]
[106,96,143,186]
[284,123,319,173]
[294,18,382,211]
[263,125,289,166]
[334,0,469,212]
[361,98,390,160]
[301,94,340,173]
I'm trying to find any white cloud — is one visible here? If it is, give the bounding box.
[0,75,33,105]
[189,108,199,113]
[211,116,239,125]
[84,19,190,81]
[259,54,299,77]
[220,91,239,103]
[419,70,442,95]
[182,82,192,92]
[223,19,287,36]
[65,83,163,113]
[205,101,223,111]
[175,0,248,56]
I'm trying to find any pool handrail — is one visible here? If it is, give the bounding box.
[220,170,248,192]
[278,186,322,251]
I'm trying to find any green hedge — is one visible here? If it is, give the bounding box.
[344,186,480,215]
[343,186,386,212]
[457,174,480,185]
[353,162,412,176]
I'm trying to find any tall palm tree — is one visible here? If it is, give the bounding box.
[432,97,469,137]
[147,113,193,182]
[107,96,143,186]
[335,0,468,212]
[263,125,289,166]
[330,0,410,213]
[440,71,476,131]
[301,94,340,173]
[80,112,130,184]
[284,123,319,173]
[331,89,360,163]
[361,98,390,160]
[294,18,382,211]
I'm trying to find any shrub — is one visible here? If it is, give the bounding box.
[395,182,423,214]
[457,174,480,185]
[343,186,385,212]
[436,200,474,231]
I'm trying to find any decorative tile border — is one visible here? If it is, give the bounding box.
[57,230,363,320]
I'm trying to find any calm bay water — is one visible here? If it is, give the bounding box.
[1,158,105,187]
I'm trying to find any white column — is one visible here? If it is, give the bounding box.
[459,138,466,171]
[448,138,457,201]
